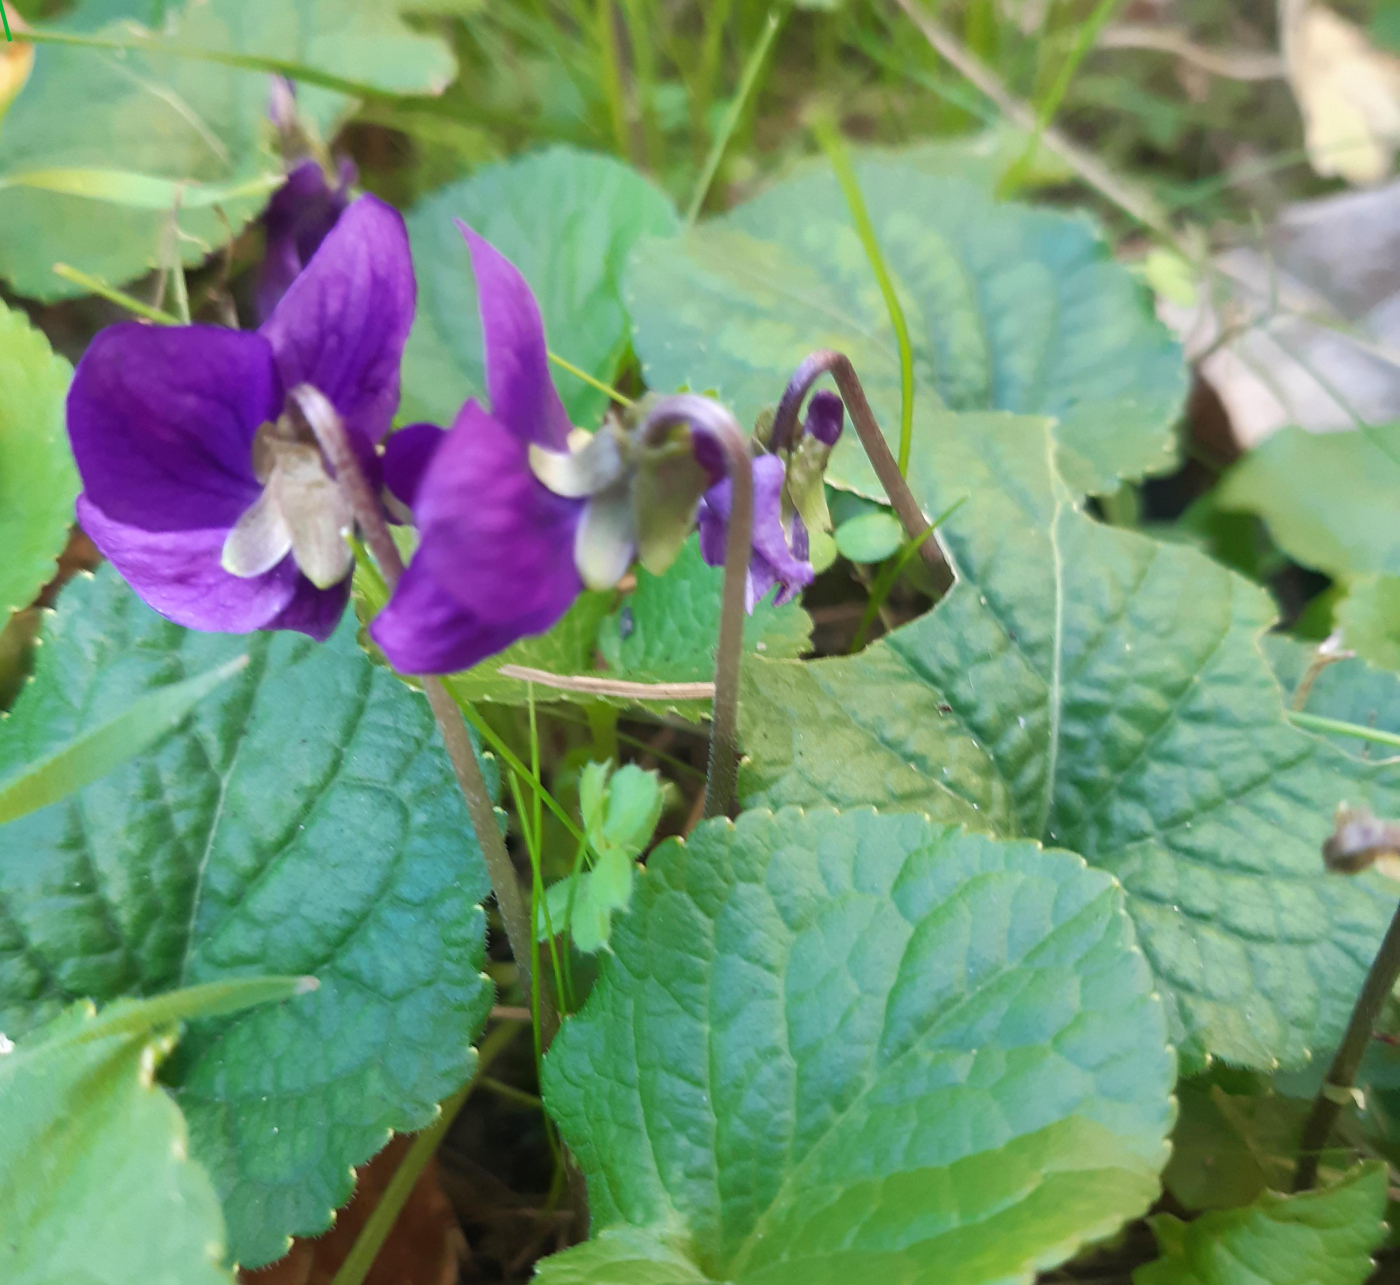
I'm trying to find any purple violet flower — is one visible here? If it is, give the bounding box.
[698,454,815,611]
[370,226,592,676]
[68,194,415,640]
[257,158,356,322]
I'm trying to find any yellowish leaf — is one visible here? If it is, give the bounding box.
[1281,0,1400,185]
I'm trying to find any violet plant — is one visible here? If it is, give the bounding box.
[4,40,1400,1285]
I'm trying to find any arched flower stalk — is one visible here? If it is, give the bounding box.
[637,394,754,821]
[772,349,954,592]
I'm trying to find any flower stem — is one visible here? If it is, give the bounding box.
[772,351,953,593]
[1294,895,1400,1191]
[639,394,753,819]
[291,386,557,1043]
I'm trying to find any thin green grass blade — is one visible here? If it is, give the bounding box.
[0,653,247,825]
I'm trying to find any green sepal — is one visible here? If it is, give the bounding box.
[632,422,711,576]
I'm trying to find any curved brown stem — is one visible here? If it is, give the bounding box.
[772,351,952,592]
[291,385,557,1042]
[640,393,753,819]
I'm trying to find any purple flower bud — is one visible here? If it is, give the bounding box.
[257,158,356,322]
[697,454,814,612]
[370,227,592,676]
[803,390,844,446]
[68,195,416,640]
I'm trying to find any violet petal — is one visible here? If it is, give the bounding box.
[67,323,276,533]
[698,455,814,610]
[383,422,447,510]
[77,495,301,633]
[414,400,583,625]
[264,575,352,642]
[804,390,845,445]
[256,159,353,323]
[370,555,560,676]
[459,223,572,451]
[261,194,415,454]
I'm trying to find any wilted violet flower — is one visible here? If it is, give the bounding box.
[370,227,599,675]
[698,454,814,611]
[257,158,355,321]
[68,194,415,640]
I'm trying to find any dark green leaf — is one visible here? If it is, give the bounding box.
[541,808,1175,1284]
[736,410,1398,1072]
[0,568,494,1267]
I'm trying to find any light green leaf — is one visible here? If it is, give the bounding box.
[2,0,452,299]
[0,567,495,1267]
[0,301,77,619]
[0,652,246,825]
[545,763,663,954]
[544,847,637,956]
[627,157,1186,496]
[834,509,904,563]
[1216,423,1400,580]
[596,534,812,720]
[541,808,1175,1285]
[0,977,308,1285]
[1135,1162,1388,1285]
[401,147,679,429]
[1337,574,1400,673]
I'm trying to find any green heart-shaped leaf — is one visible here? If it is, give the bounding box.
[0,567,494,1266]
[541,808,1175,1284]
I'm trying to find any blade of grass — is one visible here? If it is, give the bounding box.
[547,350,634,406]
[685,9,782,225]
[0,655,247,825]
[446,689,597,863]
[694,0,736,155]
[52,264,180,324]
[998,0,1125,197]
[1287,711,1400,754]
[595,0,632,160]
[814,117,916,477]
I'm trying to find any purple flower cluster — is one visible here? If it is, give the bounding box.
[66,181,824,675]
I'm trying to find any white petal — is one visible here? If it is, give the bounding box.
[222,488,293,578]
